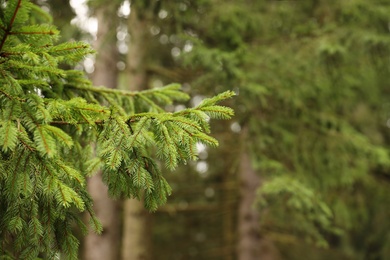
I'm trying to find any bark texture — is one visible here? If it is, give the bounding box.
[83,5,121,260]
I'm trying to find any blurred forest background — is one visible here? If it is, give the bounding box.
[35,0,390,259]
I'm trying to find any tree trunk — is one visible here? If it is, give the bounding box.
[237,127,279,260]
[219,123,238,260]
[121,199,152,260]
[121,7,152,260]
[83,5,121,260]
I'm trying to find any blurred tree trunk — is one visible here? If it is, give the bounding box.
[237,129,261,260]
[121,6,152,260]
[122,199,152,260]
[218,122,238,260]
[237,127,279,260]
[83,4,121,260]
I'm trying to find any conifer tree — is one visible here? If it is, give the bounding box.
[138,0,390,259]
[0,1,234,258]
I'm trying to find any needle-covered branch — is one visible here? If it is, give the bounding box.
[0,1,234,259]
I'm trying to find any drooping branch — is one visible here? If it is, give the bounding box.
[0,0,22,52]
[50,120,104,126]
[8,30,56,35]
[68,84,137,97]
[67,83,187,101]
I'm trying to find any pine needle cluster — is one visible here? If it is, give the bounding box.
[0,1,234,258]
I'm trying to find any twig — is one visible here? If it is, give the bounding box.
[0,0,22,52]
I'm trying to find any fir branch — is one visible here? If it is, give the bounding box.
[11,148,26,191]
[75,106,107,114]
[0,120,18,151]
[50,120,104,126]
[86,208,102,234]
[0,51,24,57]
[67,83,186,100]
[0,44,89,57]
[0,0,22,52]
[8,30,56,35]
[7,60,65,76]
[127,117,149,149]
[138,94,165,112]
[34,126,52,156]
[48,44,90,54]
[109,136,125,169]
[67,84,138,97]
[0,0,236,256]
[18,137,35,152]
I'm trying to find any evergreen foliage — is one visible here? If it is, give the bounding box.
[192,1,390,258]
[141,0,390,258]
[0,1,234,258]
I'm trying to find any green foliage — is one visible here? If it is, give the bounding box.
[0,1,233,258]
[164,0,390,258]
[257,176,342,248]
